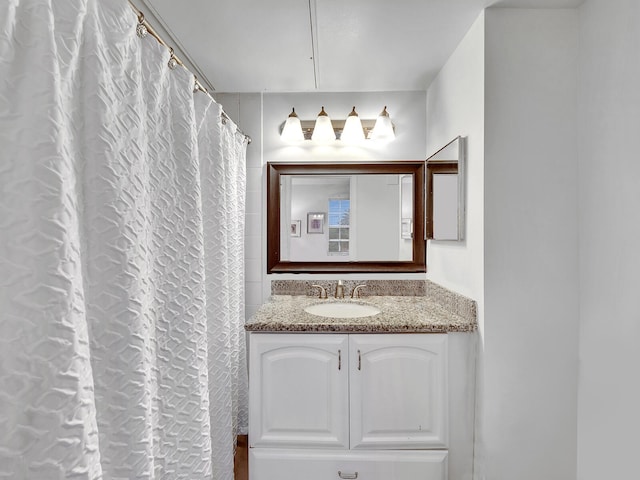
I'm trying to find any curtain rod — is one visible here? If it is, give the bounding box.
[128,2,252,144]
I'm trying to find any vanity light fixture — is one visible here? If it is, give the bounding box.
[340,106,365,143]
[280,108,305,143]
[311,106,336,142]
[279,106,395,143]
[368,106,396,141]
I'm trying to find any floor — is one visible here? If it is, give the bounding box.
[235,435,249,480]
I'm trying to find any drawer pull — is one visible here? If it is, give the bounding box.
[358,350,361,370]
[338,349,341,370]
[338,471,358,479]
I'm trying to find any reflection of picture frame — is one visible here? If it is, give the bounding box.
[307,212,325,234]
[290,220,301,237]
[401,218,413,239]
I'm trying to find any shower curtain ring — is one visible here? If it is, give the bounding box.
[136,13,148,38]
[168,48,178,70]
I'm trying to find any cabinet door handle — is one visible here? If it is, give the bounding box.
[338,471,358,479]
[357,350,361,370]
[338,349,341,370]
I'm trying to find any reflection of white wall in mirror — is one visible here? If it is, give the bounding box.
[400,176,413,218]
[429,141,459,161]
[280,176,292,260]
[353,175,406,261]
[287,177,351,262]
[432,174,459,240]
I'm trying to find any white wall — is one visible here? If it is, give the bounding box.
[576,1,640,478]
[483,8,579,480]
[430,5,640,479]
[425,14,485,480]
[426,12,485,322]
[353,175,401,261]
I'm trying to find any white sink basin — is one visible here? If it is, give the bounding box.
[304,302,381,319]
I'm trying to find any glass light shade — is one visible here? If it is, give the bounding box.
[281,108,305,143]
[369,106,395,141]
[311,106,336,142]
[341,106,365,143]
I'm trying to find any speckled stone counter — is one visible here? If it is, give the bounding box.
[245,294,477,333]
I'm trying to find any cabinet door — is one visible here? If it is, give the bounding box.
[250,448,448,480]
[349,334,448,449]
[249,333,349,448]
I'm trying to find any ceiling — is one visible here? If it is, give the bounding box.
[135,0,583,93]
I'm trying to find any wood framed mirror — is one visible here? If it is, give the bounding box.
[267,161,426,273]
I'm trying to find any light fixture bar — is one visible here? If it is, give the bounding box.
[297,119,378,140]
[279,107,396,142]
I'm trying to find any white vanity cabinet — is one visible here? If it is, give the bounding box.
[249,332,449,480]
[349,334,448,449]
[249,333,350,449]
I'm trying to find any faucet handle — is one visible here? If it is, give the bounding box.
[311,284,327,299]
[351,284,367,299]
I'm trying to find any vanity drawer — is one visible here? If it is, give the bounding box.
[249,448,448,480]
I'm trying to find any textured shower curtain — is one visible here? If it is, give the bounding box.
[0,1,247,479]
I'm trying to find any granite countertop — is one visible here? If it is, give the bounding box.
[245,295,477,333]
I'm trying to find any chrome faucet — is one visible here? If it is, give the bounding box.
[351,284,367,299]
[334,280,345,299]
[311,284,328,299]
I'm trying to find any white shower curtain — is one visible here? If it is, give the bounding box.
[0,1,247,479]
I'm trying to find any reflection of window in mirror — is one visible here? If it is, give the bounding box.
[328,198,350,255]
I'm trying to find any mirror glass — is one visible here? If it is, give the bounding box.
[281,174,413,262]
[267,162,426,273]
[426,136,465,241]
